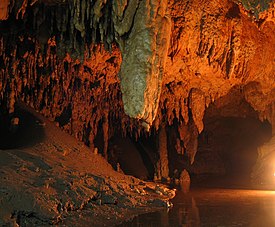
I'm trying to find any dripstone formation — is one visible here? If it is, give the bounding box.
[0,0,274,179]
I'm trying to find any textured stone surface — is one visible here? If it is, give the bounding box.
[251,135,275,184]
[156,126,169,179]
[115,0,171,125]
[0,104,175,226]
[179,169,191,193]
[236,0,274,18]
[0,0,9,20]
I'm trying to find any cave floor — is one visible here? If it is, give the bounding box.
[119,188,275,226]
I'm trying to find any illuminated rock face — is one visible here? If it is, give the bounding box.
[0,0,274,167]
[0,0,9,20]
[251,135,275,184]
[160,0,275,161]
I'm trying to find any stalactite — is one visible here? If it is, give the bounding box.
[114,0,171,126]
[0,25,127,154]
[188,88,205,134]
[177,121,199,164]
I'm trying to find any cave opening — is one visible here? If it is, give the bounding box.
[190,88,272,188]
[192,116,272,187]
[107,131,158,181]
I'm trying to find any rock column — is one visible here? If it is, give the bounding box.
[157,126,169,180]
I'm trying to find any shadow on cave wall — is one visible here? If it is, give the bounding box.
[0,103,45,150]
[107,134,157,180]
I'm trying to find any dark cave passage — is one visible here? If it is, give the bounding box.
[189,88,273,187]
[106,92,273,189]
[192,116,272,186]
[108,133,158,180]
[0,104,45,150]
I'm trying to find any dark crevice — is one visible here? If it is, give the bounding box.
[0,104,45,150]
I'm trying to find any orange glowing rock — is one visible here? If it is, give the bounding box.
[0,0,9,20]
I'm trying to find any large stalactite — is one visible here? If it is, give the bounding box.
[0,0,274,173]
[114,0,171,127]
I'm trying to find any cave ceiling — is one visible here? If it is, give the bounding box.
[0,0,274,162]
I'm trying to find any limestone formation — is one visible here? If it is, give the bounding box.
[179,169,191,193]
[0,0,274,177]
[114,0,171,126]
[157,126,169,179]
[251,135,275,184]
[0,0,9,20]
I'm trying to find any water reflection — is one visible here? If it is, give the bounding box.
[118,189,275,226]
[177,197,200,226]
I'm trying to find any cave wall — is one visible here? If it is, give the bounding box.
[161,0,275,130]
[158,0,275,164]
[0,0,274,170]
[251,134,275,184]
[0,0,9,20]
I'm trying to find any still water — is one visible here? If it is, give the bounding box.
[119,189,275,226]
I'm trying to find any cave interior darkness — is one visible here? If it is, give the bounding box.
[102,87,273,187]
[0,86,263,188]
[0,88,272,188]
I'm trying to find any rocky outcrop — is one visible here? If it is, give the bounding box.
[159,0,275,161]
[0,0,9,20]
[251,135,275,185]
[0,104,176,226]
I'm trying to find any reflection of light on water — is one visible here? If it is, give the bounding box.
[120,190,275,226]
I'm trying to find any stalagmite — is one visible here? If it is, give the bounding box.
[178,121,199,164]
[179,169,191,193]
[251,135,275,184]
